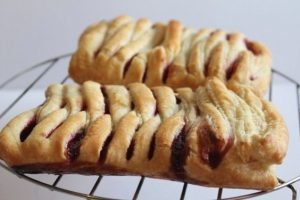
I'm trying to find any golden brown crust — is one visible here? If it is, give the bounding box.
[69,15,271,96]
[0,79,288,190]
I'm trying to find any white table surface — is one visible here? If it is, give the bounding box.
[0,60,299,200]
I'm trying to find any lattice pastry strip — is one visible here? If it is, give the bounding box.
[69,16,271,96]
[0,79,287,190]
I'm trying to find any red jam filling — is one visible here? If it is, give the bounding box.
[126,139,135,160]
[99,133,114,163]
[147,132,156,160]
[66,130,85,161]
[171,125,187,178]
[20,117,36,142]
[226,57,241,80]
[198,123,234,169]
[175,96,181,105]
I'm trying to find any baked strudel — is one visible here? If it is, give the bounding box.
[0,78,288,190]
[69,15,271,96]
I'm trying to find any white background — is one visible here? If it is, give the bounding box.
[0,0,300,87]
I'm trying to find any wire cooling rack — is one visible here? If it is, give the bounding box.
[0,53,300,200]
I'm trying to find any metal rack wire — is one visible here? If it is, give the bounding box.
[0,53,299,200]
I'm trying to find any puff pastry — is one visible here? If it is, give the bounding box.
[0,78,287,190]
[69,15,271,96]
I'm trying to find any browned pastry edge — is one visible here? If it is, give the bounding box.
[0,79,288,190]
[10,162,274,190]
[69,15,271,96]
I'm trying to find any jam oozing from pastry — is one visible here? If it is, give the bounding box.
[148,132,156,160]
[171,125,187,178]
[66,130,85,161]
[101,87,110,114]
[20,117,36,142]
[99,133,114,163]
[198,123,234,169]
[126,139,135,160]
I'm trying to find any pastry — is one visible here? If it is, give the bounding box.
[0,78,288,190]
[69,15,271,96]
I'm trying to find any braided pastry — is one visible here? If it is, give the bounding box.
[69,15,271,96]
[0,78,287,190]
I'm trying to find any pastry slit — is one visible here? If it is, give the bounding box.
[226,56,242,80]
[126,138,135,160]
[20,117,36,142]
[45,122,63,139]
[171,124,187,178]
[147,132,156,160]
[66,129,85,161]
[123,55,135,78]
[162,65,170,84]
[100,86,110,114]
[99,132,114,164]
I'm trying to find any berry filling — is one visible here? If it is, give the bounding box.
[198,123,234,169]
[81,102,87,111]
[20,117,36,142]
[226,57,241,80]
[204,61,210,77]
[66,130,85,161]
[126,139,135,160]
[148,132,156,160]
[171,125,187,178]
[175,96,181,105]
[60,101,66,109]
[99,133,114,163]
